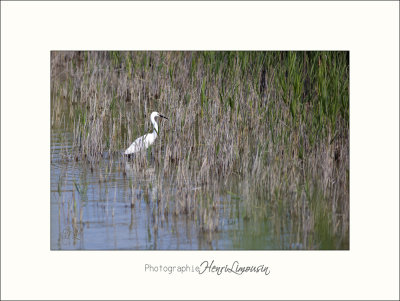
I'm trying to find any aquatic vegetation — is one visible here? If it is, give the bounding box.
[51,51,349,249]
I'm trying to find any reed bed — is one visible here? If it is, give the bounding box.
[51,51,349,249]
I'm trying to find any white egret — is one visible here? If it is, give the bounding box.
[124,111,168,155]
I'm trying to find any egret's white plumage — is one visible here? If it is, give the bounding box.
[124,111,168,155]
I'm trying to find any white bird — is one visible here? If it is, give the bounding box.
[124,111,168,155]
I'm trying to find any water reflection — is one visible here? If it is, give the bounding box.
[51,130,299,250]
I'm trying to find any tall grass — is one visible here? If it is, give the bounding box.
[51,51,349,249]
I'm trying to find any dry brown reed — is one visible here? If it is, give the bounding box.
[51,51,349,249]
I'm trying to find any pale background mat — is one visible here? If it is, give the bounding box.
[1,1,399,300]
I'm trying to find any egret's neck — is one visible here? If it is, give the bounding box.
[151,117,158,136]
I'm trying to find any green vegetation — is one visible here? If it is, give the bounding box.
[51,51,349,249]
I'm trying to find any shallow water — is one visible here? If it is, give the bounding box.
[50,130,285,250]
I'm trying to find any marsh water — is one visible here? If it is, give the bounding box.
[51,129,287,250]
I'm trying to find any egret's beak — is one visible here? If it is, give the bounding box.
[159,114,168,120]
